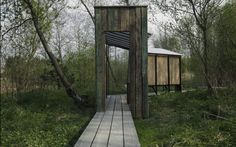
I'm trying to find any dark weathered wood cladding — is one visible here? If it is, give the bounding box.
[95,6,148,118]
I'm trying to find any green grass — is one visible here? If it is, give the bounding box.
[1,89,95,146]
[135,90,236,147]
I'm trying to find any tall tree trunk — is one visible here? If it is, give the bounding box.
[203,28,213,93]
[24,0,83,104]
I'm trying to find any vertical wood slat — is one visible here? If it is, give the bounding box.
[141,7,148,118]
[102,9,107,101]
[167,56,170,91]
[155,56,157,87]
[107,8,114,31]
[95,8,103,112]
[106,45,109,96]
[96,8,107,112]
[155,55,158,93]
[147,56,155,85]
[169,56,180,85]
[135,7,142,118]
[156,56,168,85]
[127,55,130,104]
[101,8,107,111]
[129,8,136,116]
[108,9,119,31]
[179,57,182,91]
[120,8,130,31]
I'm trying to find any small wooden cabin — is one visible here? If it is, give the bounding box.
[148,47,182,93]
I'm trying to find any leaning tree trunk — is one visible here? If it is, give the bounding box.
[24,0,83,104]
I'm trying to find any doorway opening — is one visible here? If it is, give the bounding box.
[105,31,130,97]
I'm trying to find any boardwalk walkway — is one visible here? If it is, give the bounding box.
[74,95,140,147]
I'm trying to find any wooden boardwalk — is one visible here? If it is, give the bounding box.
[74,95,140,147]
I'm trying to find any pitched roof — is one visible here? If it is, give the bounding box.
[148,47,182,56]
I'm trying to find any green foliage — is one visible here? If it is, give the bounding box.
[64,47,95,93]
[135,90,236,147]
[215,2,236,85]
[1,90,93,146]
[108,52,129,94]
[3,56,60,92]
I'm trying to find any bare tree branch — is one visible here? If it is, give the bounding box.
[80,0,95,24]
[153,1,194,15]
[1,18,32,39]
[188,0,204,29]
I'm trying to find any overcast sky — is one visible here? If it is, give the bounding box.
[66,0,172,36]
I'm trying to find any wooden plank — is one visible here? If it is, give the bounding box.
[122,100,141,147]
[95,8,107,112]
[135,7,142,118]
[106,45,109,96]
[129,8,136,117]
[167,56,170,91]
[120,8,130,31]
[92,96,116,147]
[141,7,148,118]
[127,54,131,105]
[169,56,180,84]
[75,96,112,147]
[107,8,119,31]
[107,8,113,31]
[148,56,155,85]
[157,56,168,85]
[108,95,123,147]
[74,112,104,147]
[179,57,182,91]
[95,8,103,112]
[75,95,141,147]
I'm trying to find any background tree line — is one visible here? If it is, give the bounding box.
[152,0,236,94]
[1,0,236,102]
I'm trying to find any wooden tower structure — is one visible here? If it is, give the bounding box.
[95,6,149,118]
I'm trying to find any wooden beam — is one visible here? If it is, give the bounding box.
[95,8,106,112]
[179,56,182,91]
[129,8,136,116]
[167,56,170,91]
[135,7,142,118]
[141,7,148,118]
[155,56,157,88]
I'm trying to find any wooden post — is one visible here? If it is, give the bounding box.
[106,45,109,96]
[95,8,106,112]
[135,7,142,118]
[127,52,130,104]
[179,56,182,91]
[129,8,136,116]
[155,55,157,95]
[167,56,170,92]
[141,7,148,118]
